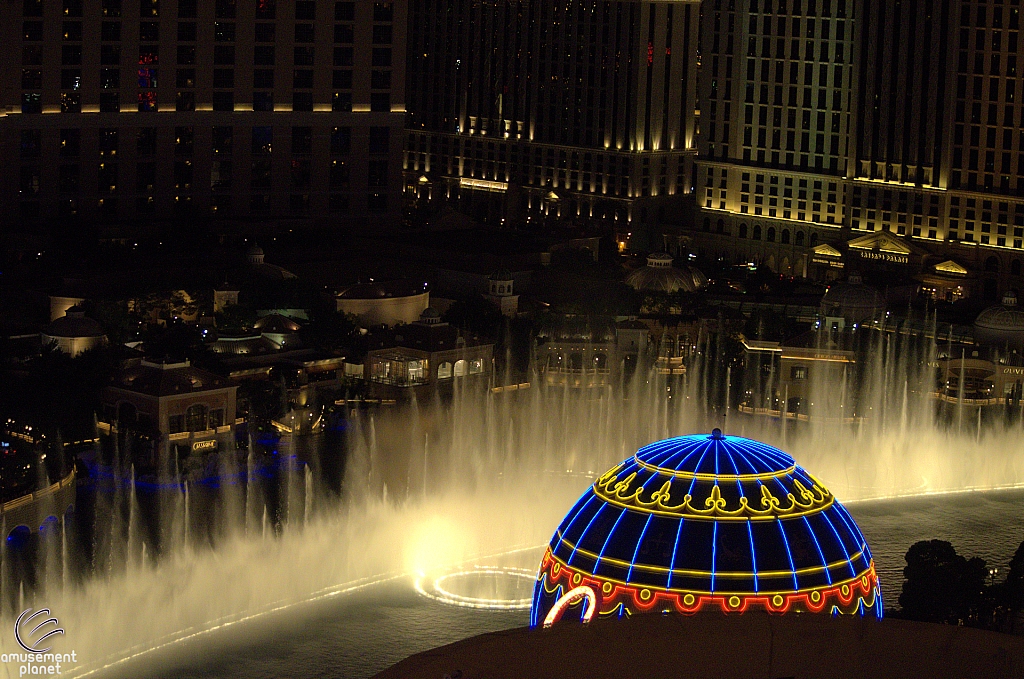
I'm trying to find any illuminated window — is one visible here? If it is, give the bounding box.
[138,67,158,88]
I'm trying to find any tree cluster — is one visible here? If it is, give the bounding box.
[896,539,1024,633]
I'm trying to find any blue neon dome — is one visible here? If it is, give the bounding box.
[532,430,882,626]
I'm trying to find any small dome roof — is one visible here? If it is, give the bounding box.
[44,311,104,338]
[420,307,441,319]
[245,243,264,256]
[625,254,708,293]
[489,268,514,282]
[532,431,882,627]
[974,292,1024,348]
[821,276,884,315]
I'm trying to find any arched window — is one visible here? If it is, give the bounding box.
[753,225,762,240]
[767,227,776,243]
[469,358,484,374]
[437,361,453,379]
[810,233,818,246]
[702,217,711,232]
[986,256,1000,272]
[739,223,748,238]
[594,353,608,370]
[453,359,467,377]
[795,231,805,246]
[716,219,726,233]
[568,353,583,371]
[781,229,791,244]
[1013,260,1022,276]
[186,404,208,432]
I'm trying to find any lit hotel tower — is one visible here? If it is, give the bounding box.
[696,0,1024,296]
[696,0,856,243]
[404,0,700,228]
[0,0,406,232]
[852,0,1024,270]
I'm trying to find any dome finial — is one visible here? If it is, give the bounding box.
[710,427,724,440]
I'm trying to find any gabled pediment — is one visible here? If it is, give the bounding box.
[934,259,968,275]
[847,231,914,255]
[812,243,842,258]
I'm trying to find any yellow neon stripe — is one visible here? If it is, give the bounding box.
[555,535,864,579]
[591,487,835,521]
[631,456,798,481]
[545,552,877,598]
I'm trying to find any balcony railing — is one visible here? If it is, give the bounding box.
[1,469,76,515]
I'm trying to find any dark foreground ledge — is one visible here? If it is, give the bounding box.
[374,612,1024,679]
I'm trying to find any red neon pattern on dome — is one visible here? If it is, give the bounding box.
[538,548,881,622]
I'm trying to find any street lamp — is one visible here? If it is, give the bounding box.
[989,567,999,586]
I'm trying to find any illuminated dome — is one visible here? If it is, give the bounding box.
[625,253,708,294]
[974,292,1024,349]
[531,430,882,627]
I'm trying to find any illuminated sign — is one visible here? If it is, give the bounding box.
[811,257,845,268]
[459,178,508,192]
[1002,367,1024,376]
[192,439,217,452]
[859,251,908,264]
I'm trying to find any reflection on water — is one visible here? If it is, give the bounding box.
[850,488,1024,588]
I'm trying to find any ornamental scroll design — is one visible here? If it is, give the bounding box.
[593,468,833,520]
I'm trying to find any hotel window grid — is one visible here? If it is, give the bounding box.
[0,0,397,224]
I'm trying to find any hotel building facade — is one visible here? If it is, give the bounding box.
[404,0,701,229]
[693,0,1024,300]
[0,0,405,233]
